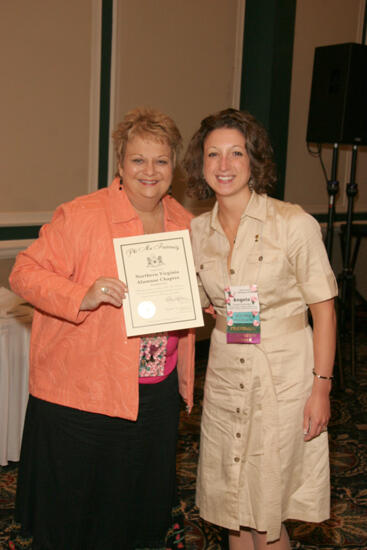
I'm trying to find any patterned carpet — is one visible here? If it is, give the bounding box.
[1,316,366,549]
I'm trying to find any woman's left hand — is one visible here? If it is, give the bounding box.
[303,387,331,441]
[303,298,335,441]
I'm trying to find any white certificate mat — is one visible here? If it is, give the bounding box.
[113,230,204,336]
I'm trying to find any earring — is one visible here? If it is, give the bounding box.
[119,176,123,190]
[248,177,254,191]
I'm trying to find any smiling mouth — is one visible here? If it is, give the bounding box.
[139,179,158,185]
[217,175,234,183]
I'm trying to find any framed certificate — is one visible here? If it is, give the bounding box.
[113,230,204,336]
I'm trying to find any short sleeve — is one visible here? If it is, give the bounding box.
[287,210,338,305]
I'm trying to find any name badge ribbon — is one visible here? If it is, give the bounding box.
[225,285,260,344]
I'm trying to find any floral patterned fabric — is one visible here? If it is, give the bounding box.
[139,334,168,377]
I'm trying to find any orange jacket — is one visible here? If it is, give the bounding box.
[9,179,195,420]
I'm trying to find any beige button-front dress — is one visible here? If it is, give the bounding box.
[191,192,338,542]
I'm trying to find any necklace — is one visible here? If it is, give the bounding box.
[218,210,240,246]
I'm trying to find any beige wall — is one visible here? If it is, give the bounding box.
[0,0,245,339]
[0,1,100,289]
[0,0,99,226]
[110,0,245,214]
[1,0,366,302]
[109,0,245,337]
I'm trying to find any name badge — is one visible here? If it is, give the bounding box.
[225,285,260,344]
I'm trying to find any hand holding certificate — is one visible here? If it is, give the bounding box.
[113,230,204,336]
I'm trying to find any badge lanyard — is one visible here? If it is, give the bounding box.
[222,223,264,344]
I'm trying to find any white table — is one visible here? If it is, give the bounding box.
[0,312,32,466]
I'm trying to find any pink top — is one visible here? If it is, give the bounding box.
[139,333,179,384]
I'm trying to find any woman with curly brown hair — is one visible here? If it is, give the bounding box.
[184,108,337,550]
[10,107,193,550]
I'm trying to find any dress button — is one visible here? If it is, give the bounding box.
[240,358,245,364]
[236,407,240,413]
[230,268,235,274]
[258,255,263,261]
[239,383,244,389]
[236,433,241,438]
[200,264,204,269]
[234,457,240,463]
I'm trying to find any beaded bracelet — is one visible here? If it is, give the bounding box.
[312,369,333,380]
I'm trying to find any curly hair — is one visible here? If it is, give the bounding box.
[183,108,277,199]
[112,107,182,172]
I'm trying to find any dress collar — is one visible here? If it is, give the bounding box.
[210,192,267,232]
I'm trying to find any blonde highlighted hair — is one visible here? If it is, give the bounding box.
[112,107,182,171]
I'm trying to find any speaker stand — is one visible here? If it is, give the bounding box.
[325,143,339,261]
[338,144,359,376]
[322,143,344,388]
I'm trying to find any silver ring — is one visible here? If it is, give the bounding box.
[101,286,109,295]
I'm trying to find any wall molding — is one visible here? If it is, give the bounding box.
[0,240,34,259]
[0,212,53,227]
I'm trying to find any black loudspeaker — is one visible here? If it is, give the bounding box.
[306,42,367,144]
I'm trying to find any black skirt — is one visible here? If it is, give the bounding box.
[15,368,181,550]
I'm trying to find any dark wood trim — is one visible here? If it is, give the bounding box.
[313,212,367,223]
[97,0,113,189]
[0,226,41,240]
[240,0,297,200]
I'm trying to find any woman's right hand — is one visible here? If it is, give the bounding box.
[80,277,127,311]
